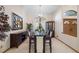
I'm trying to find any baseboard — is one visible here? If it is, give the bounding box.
[55,37,79,53]
[3,48,10,53]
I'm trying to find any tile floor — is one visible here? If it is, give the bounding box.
[6,37,75,53]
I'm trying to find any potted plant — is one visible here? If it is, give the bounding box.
[35,23,44,35]
[27,23,33,31]
[26,23,33,36]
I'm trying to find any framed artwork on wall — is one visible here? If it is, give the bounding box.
[12,13,23,30]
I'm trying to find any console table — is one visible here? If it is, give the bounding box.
[10,31,27,48]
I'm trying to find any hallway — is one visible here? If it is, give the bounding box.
[6,38,75,53]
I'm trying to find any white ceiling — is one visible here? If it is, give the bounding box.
[24,5,60,16]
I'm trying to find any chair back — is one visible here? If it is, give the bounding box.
[29,34,36,41]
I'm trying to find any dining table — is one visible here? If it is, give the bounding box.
[35,31,45,53]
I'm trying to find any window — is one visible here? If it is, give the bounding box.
[64,10,77,16]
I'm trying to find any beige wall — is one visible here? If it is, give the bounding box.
[54,5,79,51]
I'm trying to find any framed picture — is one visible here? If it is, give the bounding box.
[12,13,23,30]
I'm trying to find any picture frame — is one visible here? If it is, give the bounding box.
[12,12,23,30]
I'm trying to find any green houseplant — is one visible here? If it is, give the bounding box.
[27,23,33,31]
[35,23,44,33]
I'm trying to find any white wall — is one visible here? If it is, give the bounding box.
[54,5,79,51]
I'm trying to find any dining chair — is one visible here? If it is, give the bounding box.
[43,31,52,53]
[29,35,37,53]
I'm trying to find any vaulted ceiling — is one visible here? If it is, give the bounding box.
[24,5,60,16]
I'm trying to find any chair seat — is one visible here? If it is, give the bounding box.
[31,40,34,43]
[45,40,50,42]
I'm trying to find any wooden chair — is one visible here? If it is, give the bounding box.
[29,35,37,53]
[43,31,52,53]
